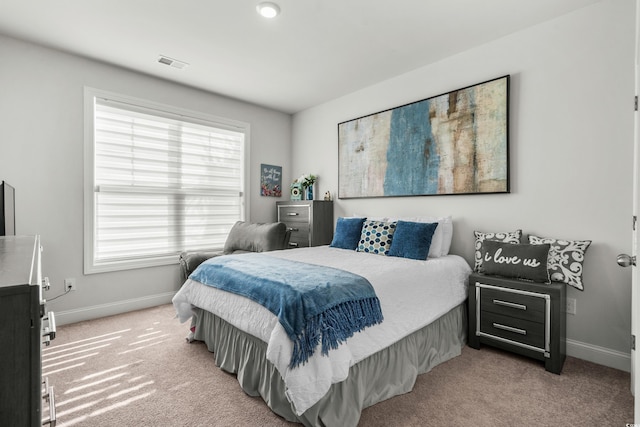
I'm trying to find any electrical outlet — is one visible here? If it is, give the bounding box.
[566,297,576,315]
[64,278,77,292]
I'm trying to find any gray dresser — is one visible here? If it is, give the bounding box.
[0,235,57,426]
[276,201,333,248]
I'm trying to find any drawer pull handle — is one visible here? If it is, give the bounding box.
[42,311,57,343]
[287,212,299,216]
[493,323,527,335]
[493,299,527,310]
[289,242,299,247]
[43,377,56,426]
[287,227,299,232]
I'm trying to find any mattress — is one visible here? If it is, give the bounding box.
[173,246,471,415]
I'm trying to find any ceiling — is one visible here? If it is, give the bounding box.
[0,0,599,114]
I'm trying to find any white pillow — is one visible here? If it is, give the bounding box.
[438,216,453,256]
[426,216,452,257]
[352,213,387,222]
[384,215,453,258]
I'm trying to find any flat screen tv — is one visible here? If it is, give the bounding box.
[0,181,15,236]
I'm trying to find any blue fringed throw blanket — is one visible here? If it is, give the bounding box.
[190,253,384,368]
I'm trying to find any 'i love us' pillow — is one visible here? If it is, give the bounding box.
[480,240,551,283]
[473,229,522,272]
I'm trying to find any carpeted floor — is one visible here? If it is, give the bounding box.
[43,304,633,426]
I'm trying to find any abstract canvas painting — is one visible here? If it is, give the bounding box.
[338,75,509,198]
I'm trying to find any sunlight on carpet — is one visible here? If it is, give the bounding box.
[42,323,168,426]
[42,304,633,427]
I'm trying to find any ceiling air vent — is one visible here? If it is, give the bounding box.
[157,55,189,70]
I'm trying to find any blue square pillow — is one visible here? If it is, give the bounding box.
[330,217,366,250]
[388,220,438,260]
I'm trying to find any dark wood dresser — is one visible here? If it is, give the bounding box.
[276,201,333,248]
[0,235,56,425]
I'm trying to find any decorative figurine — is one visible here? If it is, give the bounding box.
[290,181,302,201]
[293,174,317,201]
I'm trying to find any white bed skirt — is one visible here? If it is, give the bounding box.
[191,303,467,427]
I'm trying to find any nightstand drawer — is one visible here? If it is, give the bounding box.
[480,287,545,323]
[278,205,310,223]
[480,311,545,349]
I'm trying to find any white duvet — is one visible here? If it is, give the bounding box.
[172,246,471,415]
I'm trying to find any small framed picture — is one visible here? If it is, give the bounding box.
[260,164,282,197]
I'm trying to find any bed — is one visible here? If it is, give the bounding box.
[173,242,471,426]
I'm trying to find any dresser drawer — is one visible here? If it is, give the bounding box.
[480,311,545,349]
[480,287,545,323]
[278,205,310,223]
[286,224,310,247]
[288,232,310,248]
[284,223,309,235]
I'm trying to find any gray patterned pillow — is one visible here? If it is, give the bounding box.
[474,229,523,272]
[528,235,591,290]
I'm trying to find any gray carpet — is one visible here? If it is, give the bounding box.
[43,304,633,426]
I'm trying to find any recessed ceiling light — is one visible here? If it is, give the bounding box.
[256,2,280,19]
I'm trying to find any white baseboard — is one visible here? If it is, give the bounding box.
[567,338,631,372]
[54,292,176,326]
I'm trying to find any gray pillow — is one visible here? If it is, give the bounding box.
[480,240,551,283]
[223,221,289,254]
[473,229,523,271]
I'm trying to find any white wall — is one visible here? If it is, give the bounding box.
[0,0,632,370]
[0,35,292,323]
[292,0,635,369]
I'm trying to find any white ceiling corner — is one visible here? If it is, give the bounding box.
[0,0,600,113]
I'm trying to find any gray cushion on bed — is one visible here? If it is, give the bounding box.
[179,221,290,282]
[179,251,223,282]
[223,221,289,254]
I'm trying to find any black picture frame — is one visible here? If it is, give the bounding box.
[338,75,510,199]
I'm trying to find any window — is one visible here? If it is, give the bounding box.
[84,88,248,273]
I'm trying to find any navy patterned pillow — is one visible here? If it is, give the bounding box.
[357,220,397,255]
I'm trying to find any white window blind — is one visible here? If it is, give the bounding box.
[85,90,247,273]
